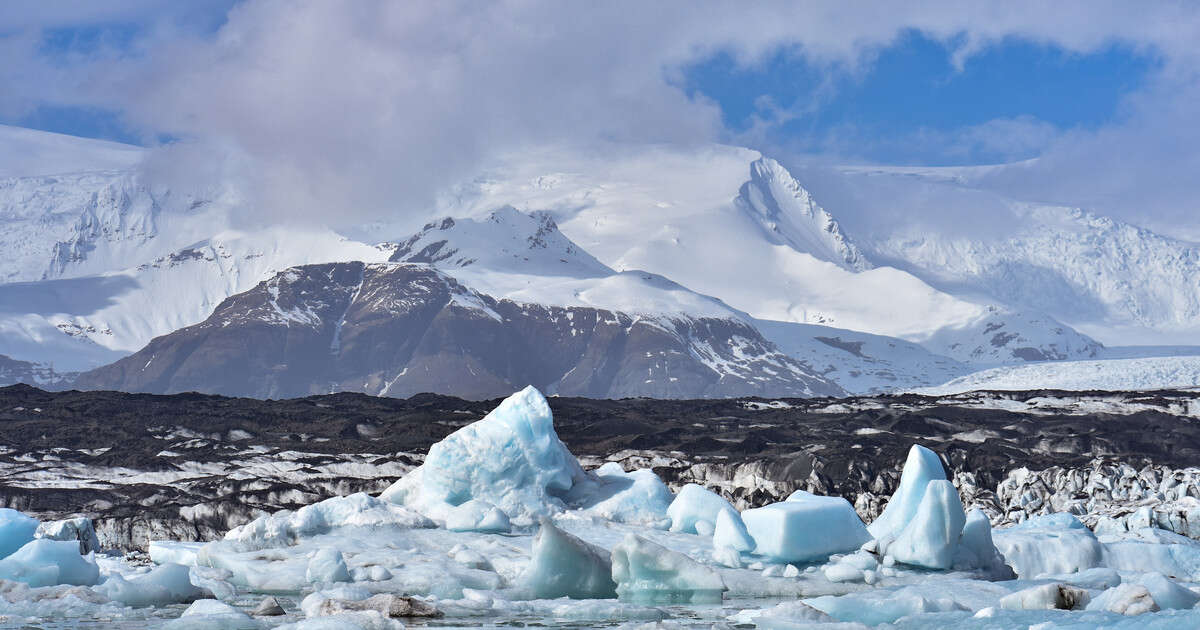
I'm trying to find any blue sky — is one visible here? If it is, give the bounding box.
[7,15,1159,167]
[682,30,1158,164]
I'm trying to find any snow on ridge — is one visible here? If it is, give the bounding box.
[914,355,1200,395]
[0,124,143,179]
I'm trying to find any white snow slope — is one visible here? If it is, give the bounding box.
[916,355,1200,395]
[3,127,1198,391]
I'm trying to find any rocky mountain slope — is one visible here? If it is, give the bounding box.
[76,261,842,399]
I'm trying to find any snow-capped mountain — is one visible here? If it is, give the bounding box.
[437,144,1105,363]
[818,164,1200,346]
[76,260,844,399]
[6,125,1200,396]
[389,208,971,394]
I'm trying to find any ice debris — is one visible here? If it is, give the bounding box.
[0,539,100,587]
[998,583,1089,610]
[35,517,102,555]
[0,508,38,560]
[521,519,616,599]
[306,548,350,584]
[666,484,737,535]
[611,534,725,603]
[1086,583,1160,615]
[444,499,512,533]
[95,562,209,607]
[712,506,755,553]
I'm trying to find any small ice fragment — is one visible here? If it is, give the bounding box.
[253,596,286,616]
[666,484,736,535]
[611,534,725,604]
[999,583,1090,610]
[712,507,755,553]
[521,519,616,599]
[306,548,350,584]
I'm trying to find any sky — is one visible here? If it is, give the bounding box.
[0,1,1197,236]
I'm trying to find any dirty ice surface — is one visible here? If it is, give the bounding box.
[3,385,1200,628]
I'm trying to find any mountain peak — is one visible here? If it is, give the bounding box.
[737,157,871,272]
[391,206,611,278]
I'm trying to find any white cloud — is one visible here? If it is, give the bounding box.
[2,1,1198,232]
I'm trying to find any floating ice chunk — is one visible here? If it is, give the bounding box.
[35,517,101,555]
[822,551,878,583]
[728,600,835,628]
[993,513,1103,578]
[307,548,350,584]
[883,480,965,569]
[1086,583,1160,615]
[1101,527,1200,580]
[806,589,966,626]
[226,493,433,550]
[150,541,204,566]
[276,612,404,629]
[381,386,591,525]
[253,596,286,616]
[97,562,208,607]
[0,539,99,587]
[313,593,443,617]
[711,545,742,568]
[1140,572,1200,610]
[712,507,755,553]
[367,566,392,581]
[611,534,725,603]
[867,445,946,539]
[999,583,1090,610]
[164,599,260,630]
[0,508,38,560]
[666,484,736,535]
[574,463,674,525]
[521,519,616,599]
[444,499,511,533]
[742,494,870,563]
[954,508,1013,577]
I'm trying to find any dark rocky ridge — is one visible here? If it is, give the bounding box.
[3,384,1200,550]
[75,262,840,399]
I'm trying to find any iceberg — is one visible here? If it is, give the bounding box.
[96,563,209,607]
[867,445,947,539]
[0,539,100,587]
[520,519,617,599]
[0,508,38,560]
[666,484,737,535]
[712,506,755,553]
[882,480,966,569]
[992,513,1103,578]
[381,386,592,525]
[35,517,102,555]
[611,534,725,603]
[741,493,870,563]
